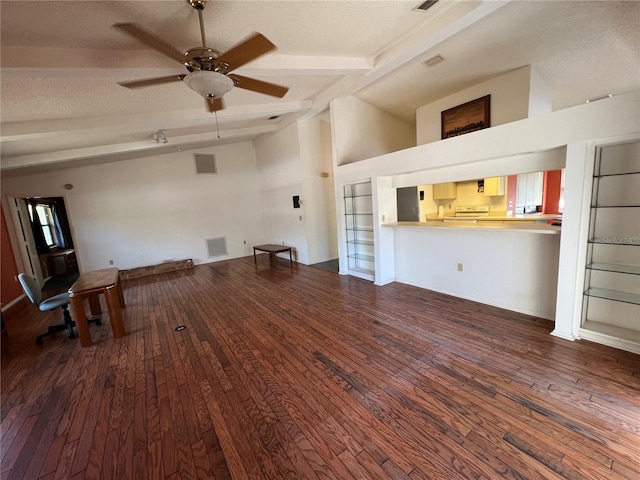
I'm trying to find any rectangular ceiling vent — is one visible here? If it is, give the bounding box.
[194,153,217,174]
[206,237,228,258]
[422,54,445,68]
[414,0,439,12]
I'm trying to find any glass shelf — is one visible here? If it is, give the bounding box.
[594,170,640,178]
[591,204,640,208]
[584,287,640,306]
[586,263,640,275]
[344,212,373,216]
[344,194,373,199]
[345,226,374,232]
[347,253,375,262]
[347,239,374,246]
[589,238,640,246]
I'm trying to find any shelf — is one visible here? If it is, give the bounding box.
[347,253,375,262]
[580,322,640,354]
[346,226,374,232]
[586,263,640,275]
[344,194,373,199]
[348,265,375,277]
[584,287,640,305]
[347,239,374,246]
[344,212,373,216]
[594,170,640,178]
[591,204,640,208]
[589,237,640,246]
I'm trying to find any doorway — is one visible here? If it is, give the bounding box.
[6,196,78,290]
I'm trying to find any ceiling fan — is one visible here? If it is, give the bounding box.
[114,0,289,112]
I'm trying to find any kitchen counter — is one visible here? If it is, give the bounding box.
[384,215,561,234]
[433,213,562,222]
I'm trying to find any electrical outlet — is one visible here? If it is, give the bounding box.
[299,215,302,221]
[109,260,114,265]
[457,263,463,272]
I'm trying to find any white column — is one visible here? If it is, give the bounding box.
[552,141,593,340]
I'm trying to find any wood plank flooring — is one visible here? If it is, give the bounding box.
[1,256,639,479]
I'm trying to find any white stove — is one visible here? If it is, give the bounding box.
[454,205,490,217]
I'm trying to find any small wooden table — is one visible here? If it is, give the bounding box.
[253,244,293,269]
[69,268,125,347]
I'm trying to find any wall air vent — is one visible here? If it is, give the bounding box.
[414,0,439,12]
[206,237,228,258]
[194,153,217,174]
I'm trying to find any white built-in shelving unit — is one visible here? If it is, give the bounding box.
[344,181,375,280]
[580,140,640,352]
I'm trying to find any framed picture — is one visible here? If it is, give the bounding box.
[441,95,490,139]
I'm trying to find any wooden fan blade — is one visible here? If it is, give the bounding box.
[228,74,288,98]
[118,75,186,89]
[113,23,185,64]
[216,33,276,71]
[206,97,224,112]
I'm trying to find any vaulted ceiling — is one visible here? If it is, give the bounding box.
[1,0,639,175]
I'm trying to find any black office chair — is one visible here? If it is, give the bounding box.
[18,273,100,344]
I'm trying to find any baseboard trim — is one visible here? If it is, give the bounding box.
[1,294,26,312]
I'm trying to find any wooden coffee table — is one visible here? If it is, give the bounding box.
[253,244,293,269]
[68,268,125,347]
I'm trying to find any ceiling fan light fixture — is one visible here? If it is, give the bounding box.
[184,71,234,99]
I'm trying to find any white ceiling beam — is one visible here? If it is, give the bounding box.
[1,46,371,76]
[0,101,311,142]
[234,55,372,76]
[1,124,278,172]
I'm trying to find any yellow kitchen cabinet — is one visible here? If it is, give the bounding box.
[484,176,505,196]
[433,182,457,200]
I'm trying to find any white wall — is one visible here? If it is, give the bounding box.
[393,227,561,319]
[1,142,266,272]
[254,123,310,264]
[298,112,339,264]
[330,96,415,166]
[337,92,639,185]
[416,66,552,145]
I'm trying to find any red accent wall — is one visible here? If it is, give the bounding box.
[1,205,23,308]
[543,170,563,214]
[506,175,518,213]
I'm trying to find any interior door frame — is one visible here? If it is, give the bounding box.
[5,195,44,286]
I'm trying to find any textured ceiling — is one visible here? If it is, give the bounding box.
[357,0,640,122]
[1,0,639,174]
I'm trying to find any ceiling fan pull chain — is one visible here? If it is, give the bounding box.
[214,110,221,139]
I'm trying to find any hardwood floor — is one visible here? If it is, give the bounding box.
[1,257,639,479]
